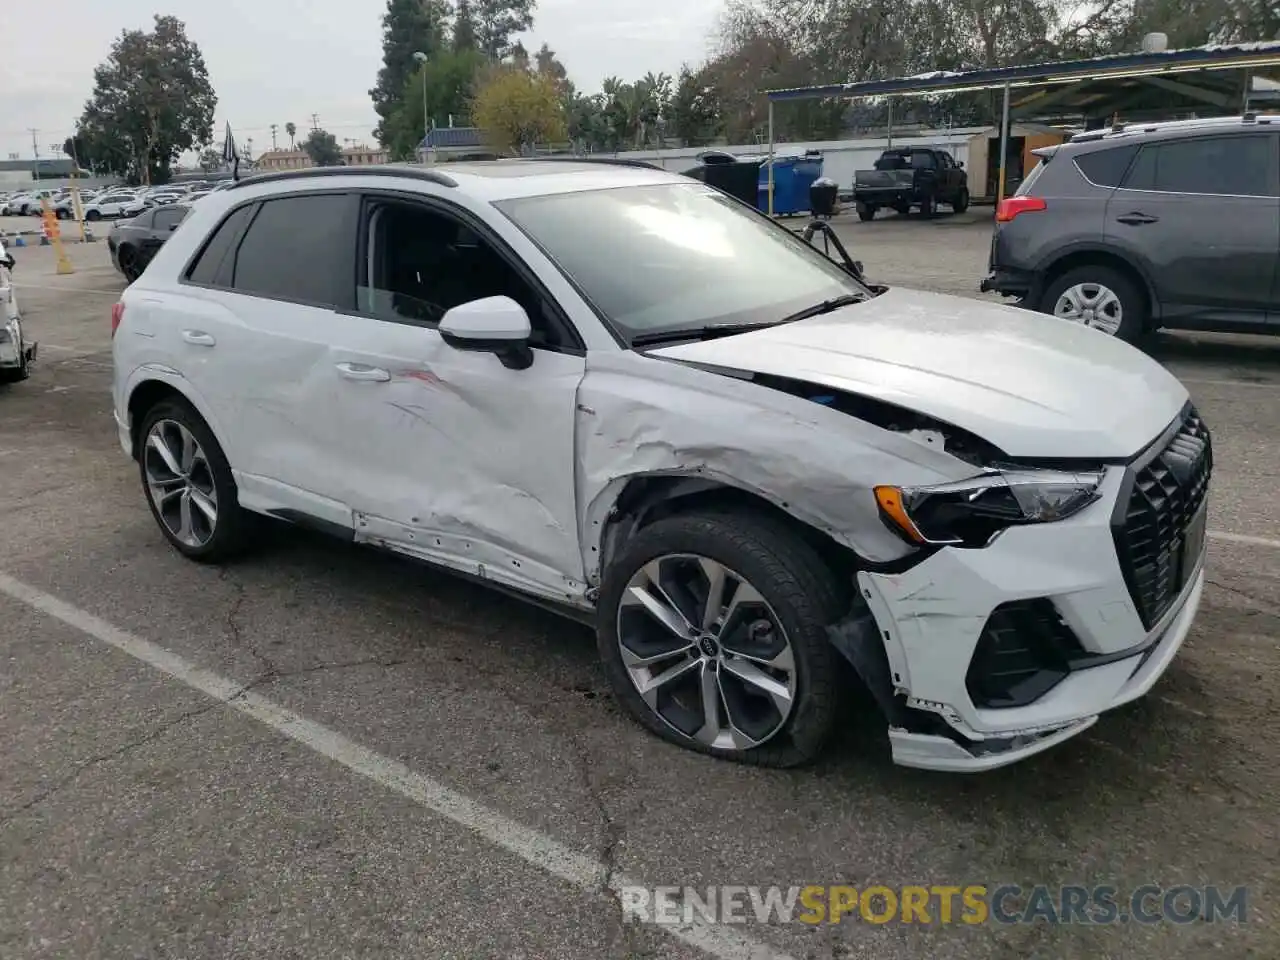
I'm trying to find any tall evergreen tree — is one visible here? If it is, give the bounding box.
[474,0,535,60]
[453,0,479,51]
[370,0,450,146]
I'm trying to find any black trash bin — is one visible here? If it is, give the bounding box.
[681,151,763,208]
[809,177,838,219]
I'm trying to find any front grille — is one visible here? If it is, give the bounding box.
[965,599,1086,709]
[1113,407,1213,629]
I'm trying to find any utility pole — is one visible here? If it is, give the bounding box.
[28,129,39,181]
[270,123,278,151]
[310,113,320,132]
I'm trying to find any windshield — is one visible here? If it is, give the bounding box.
[495,182,868,342]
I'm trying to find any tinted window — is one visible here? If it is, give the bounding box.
[185,203,255,285]
[1074,145,1138,187]
[1123,136,1274,196]
[153,206,188,230]
[911,152,936,169]
[231,194,348,303]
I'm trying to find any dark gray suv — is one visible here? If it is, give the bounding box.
[982,115,1279,341]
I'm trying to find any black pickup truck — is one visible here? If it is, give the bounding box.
[852,147,970,220]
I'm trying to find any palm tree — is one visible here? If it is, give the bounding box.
[285,122,297,150]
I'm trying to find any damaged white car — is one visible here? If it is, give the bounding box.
[110,162,1211,772]
[0,239,35,384]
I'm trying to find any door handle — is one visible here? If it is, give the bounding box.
[1116,212,1159,225]
[335,362,391,383]
[181,330,216,346]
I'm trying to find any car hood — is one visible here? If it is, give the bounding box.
[648,287,1188,459]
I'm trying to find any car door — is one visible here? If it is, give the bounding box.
[1106,132,1279,327]
[168,190,363,530]
[314,191,588,597]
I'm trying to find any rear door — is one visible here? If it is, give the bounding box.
[1105,132,1279,328]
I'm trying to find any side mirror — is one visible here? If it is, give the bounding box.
[439,296,534,370]
[956,160,965,169]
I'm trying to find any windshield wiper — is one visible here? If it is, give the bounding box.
[776,293,868,324]
[631,320,793,347]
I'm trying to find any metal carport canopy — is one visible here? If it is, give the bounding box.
[761,41,1280,212]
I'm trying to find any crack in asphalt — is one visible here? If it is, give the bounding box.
[0,695,233,827]
[1207,578,1280,619]
[219,568,279,682]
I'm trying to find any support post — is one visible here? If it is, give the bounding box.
[767,99,775,217]
[887,97,893,149]
[997,81,1011,204]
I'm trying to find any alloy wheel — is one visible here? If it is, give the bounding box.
[1053,281,1123,335]
[616,554,797,751]
[143,419,219,548]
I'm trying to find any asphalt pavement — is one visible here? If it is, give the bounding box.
[1,214,1277,959]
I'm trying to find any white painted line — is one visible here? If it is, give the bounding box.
[0,571,791,960]
[1179,377,1280,391]
[1209,530,1280,550]
[16,285,123,296]
[37,343,77,352]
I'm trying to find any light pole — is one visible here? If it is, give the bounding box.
[413,51,430,163]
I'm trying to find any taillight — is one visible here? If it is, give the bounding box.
[996,196,1047,223]
[111,302,124,337]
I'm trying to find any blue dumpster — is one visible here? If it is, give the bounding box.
[757,153,825,216]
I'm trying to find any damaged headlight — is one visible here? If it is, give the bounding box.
[874,468,1104,548]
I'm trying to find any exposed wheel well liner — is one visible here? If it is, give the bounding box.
[597,475,862,588]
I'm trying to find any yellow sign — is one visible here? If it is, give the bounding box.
[39,197,74,275]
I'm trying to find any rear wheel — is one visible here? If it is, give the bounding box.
[0,328,29,385]
[86,209,101,222]
[856,203,876,222]
[597,510,844,767]
[116,244,142,283]
[1041,264,1145,342]
[137,398,253,562]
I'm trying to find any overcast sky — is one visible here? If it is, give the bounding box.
[0,0,725,162]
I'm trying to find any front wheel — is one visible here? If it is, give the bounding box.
[597,510,844,767]
[137,398,253,562]
[918,197,935,217]
[856,203,876,222]
[1040,265,1145,342]
[85,209,102,222]
[952,187,970,213]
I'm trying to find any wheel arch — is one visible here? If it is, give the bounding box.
[592,474,862,593]
[1036,245,1158,324]
[124,372,226,463]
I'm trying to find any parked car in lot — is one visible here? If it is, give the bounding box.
[84,190,142,221]
[982,114,1280,341]
[108,203,190,282]
[853,147,969,220]
[111,161,1211,772]
[0,238,35,383]
[5,190,58,216]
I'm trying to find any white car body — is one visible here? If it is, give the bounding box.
[110,162,1210,771]
[84,192,142,219]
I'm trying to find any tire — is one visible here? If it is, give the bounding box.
[86,209,101,222]
[1040,264,1145,342]
[894,204,910,217]
[117,244,141,283]
[952,187,969,213]
[918,197,935,217]
[137,397,253,563]
[597,509,844,768]
[0,334,29,385]
[856,203,876,222]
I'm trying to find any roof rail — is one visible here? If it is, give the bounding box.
[514,156,664,170]
[228,165,457,190]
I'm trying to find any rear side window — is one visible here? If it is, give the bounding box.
[230,194,348,304]
[1122,135,1274,196]
[185,203,256,286]
[153,206,188,231]
[1074,145,1138,187]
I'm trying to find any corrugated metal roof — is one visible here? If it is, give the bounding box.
[767,41,1280,102]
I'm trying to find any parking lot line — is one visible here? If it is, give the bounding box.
[0,570,792,960]
[1209,531,1280,550]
